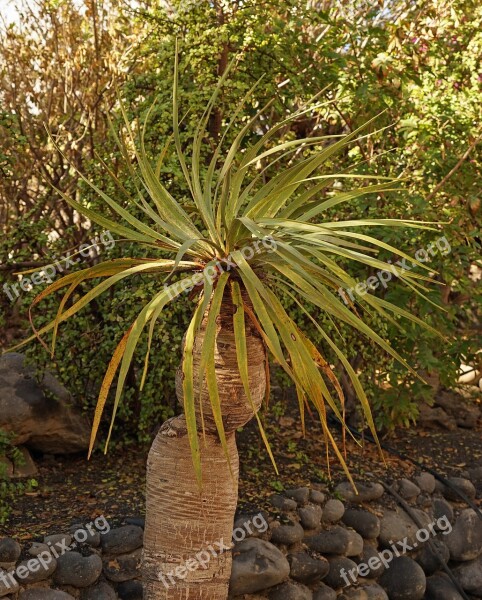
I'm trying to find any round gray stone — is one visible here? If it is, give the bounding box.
[53,552,102,587]
[268,581,312,600]
[444,508,482,561]
[14,556,57,584]
[270,522,305,545]
[361,584,389,600]
[442,477,476,502]
[0,539,21,564]
[230,538,290,595]
[339,589,368,600]
[313,582,337,599]
[299,504,322,530]
[379,556,426,600]
[271,494,298,512]
[426,573,464,600]
[101,526,143,556]
[306,526,363,556]
[342,509,380,539]
[310,490,326,505]
[414,472,436,494]
[397,478,421,500]
[285,488,310,506]
[288,552,329,583]
[453,555,482,595]
[19,591,76,600]
[103,549,141,582]
[80,582,117,600]
[433,498,455,525]
[322,499,345,523]
[335,482,384,504]
[324,556,358,589]
[356,544,386,578]
[416,539,450,575]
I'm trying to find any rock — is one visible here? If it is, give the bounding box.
[11,446,38,478]
[312,582,337,599]
[418,403,456,430]
[271,494,298,512]
[306,526,363,556]
[339,589,368,600]
[101,526,143,556]
[54,552,103,587]
[378,507,432,548]
[397,478,420,500]
[322,499,345,523]
[270,522,305,545]
[435,390,481,428]
[124,517,145,529]
[379,556,426,600]
[0,456,13,478]
[361,584,389,600]
[80,581,118,600]
[416,492,433,508]
[14,556,57,583]
[19,592,76,600]
[44,534,73,551]
[285,488,310,506]
[426,573,465,599]
[230,538,290,595]
[414,472,436,494]
[268,581,312,600]
[116,580,143,600]
[69,524,100,547]
[288,552,329,583]
[0,353,91,454]
[433,498,454,525]
[299,505,322,529]
[416,539,450,574]
[28,542,50,556]
[103,549,141,582]
[0,569,19,597]
[445,508,482,561]
[342,509,380,539]
[356,545,386,578]
[335,482,384,503]
[310,490,326,505]
[0,538,21,566]
[442,477,477,501]
[324,556,358,588]
[453,555,482,594]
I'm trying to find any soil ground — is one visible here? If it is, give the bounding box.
[2,391,481,539]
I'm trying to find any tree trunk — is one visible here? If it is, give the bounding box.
[142,293,266,599]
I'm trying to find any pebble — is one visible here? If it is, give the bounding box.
[321,499,345,523]
[306,527,363,556]
[416,539,450,574]
[80,581,117,600]
[270,522,305,545]
[379,556,426,600]
[19,592,76,600]
[339,589,368,600]
[0,539,21,566]
[361,584,389,600]
[101,526,144,556]
[312,582,336,599]
[310,490,326,505]
[53,552,103,587]
[43,534,72,550]
[288,552,329,583]
[342,509,380,539]
[453,555,482,595]
[414,472,436,494]
[433,498,455,525]
[378,507,432,548]
[299,505,322,530]
[356,545,386,578]
[425,573,465,600]
[268,581,313,600]
[335,482,384,504]
[14,556,57,583]
[124,516,145,529]
[116,580,143,600]
[69,524,100,548]
[271,494,298,512]
[442,477,477,502]
[0,570,19,597]
[397,478,421,500]
[285,488,310,506]
[230,538,290,595]
[444,508,482,561]
[324,556,358,588]
[103,548,141,582]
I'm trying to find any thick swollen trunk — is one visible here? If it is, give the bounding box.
[142,295,266,600]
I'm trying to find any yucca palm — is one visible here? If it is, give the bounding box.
[15,54,440,599]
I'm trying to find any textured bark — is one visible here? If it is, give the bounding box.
[143,294,266,599]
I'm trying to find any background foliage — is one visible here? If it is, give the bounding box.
[1,0,480,441]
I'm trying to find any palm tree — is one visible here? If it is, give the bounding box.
[16,54,438,599]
